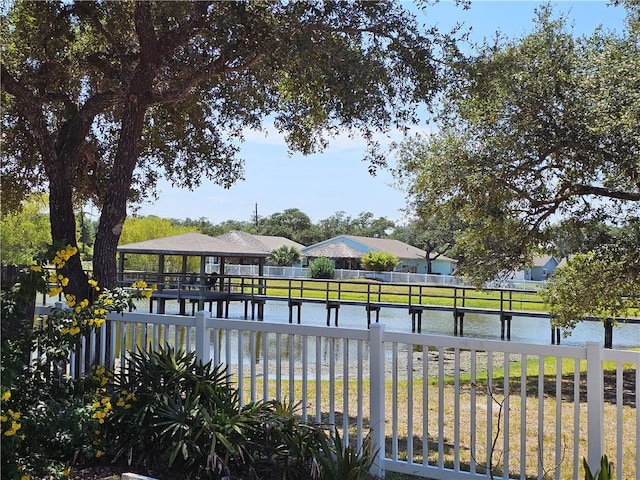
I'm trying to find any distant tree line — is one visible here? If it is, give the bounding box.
[4,198,633,273]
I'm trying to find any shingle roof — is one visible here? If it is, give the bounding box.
[343,235,427,260]
[254,234,305,251]
[217,231,305,252]
[303,243,365,259]
[117,232,269,257]
[301,235,455,262]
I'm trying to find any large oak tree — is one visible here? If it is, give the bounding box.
[2,1,446,298]
[396,4,640,283]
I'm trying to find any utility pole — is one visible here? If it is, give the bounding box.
[255,203,259,233]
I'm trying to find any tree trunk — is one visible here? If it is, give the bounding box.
[93,98,148,290]
[425,248,433,275]
[49,171,89,300]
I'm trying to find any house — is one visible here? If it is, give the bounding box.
[523,255,562,281]
[217,231,305,252]
[216,231,306,267]
[301,235,456,275]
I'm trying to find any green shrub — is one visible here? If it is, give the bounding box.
[106,346,369,479]
[360,251,400,272]
[107,346,244,475]
[0,245,143,479]
[307,257,335,279]
[315,428,377,480]
[583,455,613,480]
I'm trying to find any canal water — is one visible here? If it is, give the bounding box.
[152,299,640,350]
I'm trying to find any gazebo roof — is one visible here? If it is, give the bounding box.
[117,232,270,258]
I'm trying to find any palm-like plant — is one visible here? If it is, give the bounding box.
[269,245,301,267]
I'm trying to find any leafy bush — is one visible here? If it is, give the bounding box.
[1,244,377,479]
[106,346,372,479]
[360,251,400,272]
[307,257,335,279]
[107,346,244,475]
[315,428,377,480]
[0,244,147,479]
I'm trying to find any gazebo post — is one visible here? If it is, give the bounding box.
[157,254,165,314]
[199,255,206,311]
[117,252,125,285]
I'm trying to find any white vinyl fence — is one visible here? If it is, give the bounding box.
[35,307,639,480]
[223,264,544,291]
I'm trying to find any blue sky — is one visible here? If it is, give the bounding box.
[134,1,629,225]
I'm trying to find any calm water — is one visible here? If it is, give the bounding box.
[151,298,640,350]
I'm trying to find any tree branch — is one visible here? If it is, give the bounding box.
[149,52,264,106]
[1,62,57,160]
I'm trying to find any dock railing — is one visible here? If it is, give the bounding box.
[33,306,640,480]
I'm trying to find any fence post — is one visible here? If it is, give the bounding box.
[369,323,386,478]
[586,341,604,472]
[195,310,210,365]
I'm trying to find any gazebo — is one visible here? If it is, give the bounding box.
[117,232,270,314]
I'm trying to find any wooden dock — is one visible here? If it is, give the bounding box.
[138,273,640,347]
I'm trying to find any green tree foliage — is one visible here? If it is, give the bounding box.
[0,195,51,265]
[317,210,395,241]
[542,222,640,333]
[395,4,639,287]
[2,1,446,298]
[360,251,400,272]
[307,257,335,279]
[260,208,316,245]
[119,216,197,272]
[542,252,638,334]
[268,245,302,267]
[391,214,461,273]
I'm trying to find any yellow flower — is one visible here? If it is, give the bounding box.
[48,287,63,297]
[60,277,69,286]
[142,289,153,299]
[116,398,125,407]
[2,390,10,401]
[48,275,58,283]
[4,429,16,436]
[69,326,81,335]
[95,450,104,458]
[8,409,20,420]
[30,265,42,272]
[92,401,100,409]
[60,327,70,335]
[0,415,7,422]
[21,474,31,480]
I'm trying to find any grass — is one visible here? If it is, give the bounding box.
[232,353,636,480]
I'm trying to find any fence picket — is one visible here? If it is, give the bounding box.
[31,306,640,480]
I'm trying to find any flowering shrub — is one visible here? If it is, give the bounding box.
[0,244,155,479]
